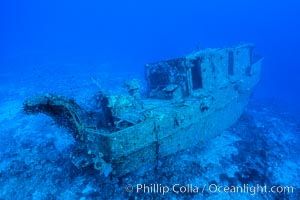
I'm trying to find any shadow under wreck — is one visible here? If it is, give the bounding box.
[23,43,263,177]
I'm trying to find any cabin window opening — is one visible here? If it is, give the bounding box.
[191,59,203,90]
[249,47,253,66]
[246,48,253,76]
[149,72,169,89]
[228,51,234,75]
[245,65,251,76]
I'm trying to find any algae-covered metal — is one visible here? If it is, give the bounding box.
[23,43,263,176]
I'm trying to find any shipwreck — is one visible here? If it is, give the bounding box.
[23,43,263,176]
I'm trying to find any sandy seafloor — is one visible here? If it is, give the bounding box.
[0,66,299,200]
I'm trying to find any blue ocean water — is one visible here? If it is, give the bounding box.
[0,0,299,199]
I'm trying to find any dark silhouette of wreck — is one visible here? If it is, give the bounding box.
[24,43,263,176]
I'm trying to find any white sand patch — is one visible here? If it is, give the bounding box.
[195,131,241,168]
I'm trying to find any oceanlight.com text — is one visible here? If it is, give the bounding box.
[124,183,295,196]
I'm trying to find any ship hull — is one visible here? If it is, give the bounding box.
[23,43,263,176]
